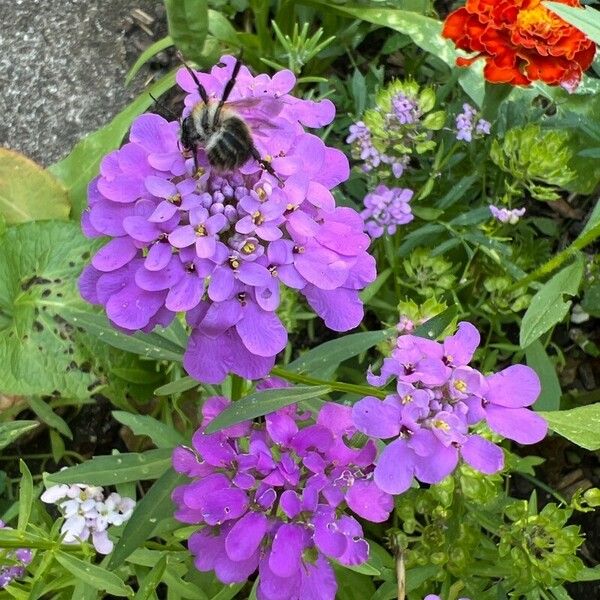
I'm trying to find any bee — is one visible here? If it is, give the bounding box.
[179,57,282,182]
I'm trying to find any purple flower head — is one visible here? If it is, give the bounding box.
[0,521,33,588]
[455,103,491,142]
[172,394,393,600]
[489,204,526,224]
[80,56,375,383]
[361,184,414,239]
[353,321,547,495]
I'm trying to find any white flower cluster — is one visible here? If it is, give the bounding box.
[41,483,135,554]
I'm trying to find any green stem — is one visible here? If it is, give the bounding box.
[271,367,387,399]
[508,222,600,292]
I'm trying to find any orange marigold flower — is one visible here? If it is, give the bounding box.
[442,0,596,90]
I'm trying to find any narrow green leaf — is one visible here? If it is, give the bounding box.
[0,421,38,450]
[205,385,331,434]
[546,3,600,45]
[28,396,72,439]
[575,566,600,581]
[155,376,199,396]
[287,330,392,376]
[17,460,33,531]
[525,340,561,411]
[109,469,185,569]
[540,404,600,450]
[126,36,174,84]
[0,149,70,224]
[412,306,458,341]
[56,552,132,597]
[61,309,184,362]
[133,555,168,600]
[112,411,185,448]
[46,449,172,486]
[360,269,392,304]
[520,256,584,348]
[165,0,209,64]
[210,583,245,600]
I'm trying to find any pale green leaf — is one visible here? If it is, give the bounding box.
[540,403,600,450]
[546,3,600,45]
[112,411,185,448]
[165,0,209,64]
[0,421,38,450]
[525,340,561,411]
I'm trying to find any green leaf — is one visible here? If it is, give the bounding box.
[0,421,38,450]
[0,221,104,397]
[333,564,376,599]
[205,385,331,434]
[155,376,199,396]
[540,404,600,450]
[165,0,209,63]
[56,552,132,597]
[126,36,174,84]
[0,149,70,224]
[210,584,245,600]
[520,256,584,348]
[28,396,72,439]
[61,309,185,362]
[17,460,33,531]
[112,411,185,448]
[412,305,459,341]
[109,469,184,569]
[133,555,168,600]
[575,566,600,581]
[525,340,561,411]
[546,3,600,45]
[46,449,172,486]
[49,72,176,218]
[287,330,392,377]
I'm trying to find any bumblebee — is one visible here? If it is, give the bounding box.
[180,58,281,181]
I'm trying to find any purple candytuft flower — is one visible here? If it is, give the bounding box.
[455,103,491,142]
[352,321,547,495]
[489,204,526,224]
[361,184,414,239]
[80,56,375,383]
[0,521,32,588]
[172,391,393,600]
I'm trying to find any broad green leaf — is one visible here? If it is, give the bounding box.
[546,3,600,45]
[61,309,185,362]
[112,411,185,448]
[525,340,561,411]
[540,404,600,450]
[520,256,584,348]
[412,305,459,341]
[46,448,172,486]
[109,469,185,569]
[576,566,600,581]
[155,376,199,396]
[334,564,377,599]
[165,0,209,63]
[0,421,38,450]
[287,330,392,377]
[134,555,168,600]
[28,396,72,439]
[126,36,174,84]
[56,552,132,597]
[49,72,176,218]
[0,149,70,224]
[210,584,245,600]
[0,221,103,397]
[302,1,484,105]
[17,460,33,531]
[205,385,331,434]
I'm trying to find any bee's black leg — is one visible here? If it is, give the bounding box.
[250,146,284,186]
[177,51,210,105]
[215,58,243,124]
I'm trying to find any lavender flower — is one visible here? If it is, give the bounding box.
[352,321,547,495]
[0,521,32,589]
[361,184,414,238]
[489,204,526,224]
[80,56,375,384]
[455,103,491,142]
[41,482,135,554]
[172,392,393,600]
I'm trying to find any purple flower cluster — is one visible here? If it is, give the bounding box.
[361,184,414,239]
[0,521,32,589]
[455,103,491,142]
[79,56,375,383]
[172,392,393,600]
[352,322,547,494]
[489,204,526,224]
[392,92,420,125]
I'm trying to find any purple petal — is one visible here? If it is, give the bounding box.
[235,303,287,357]
[303,286,363,332]
[165,274,203,312]
[374,438,415,495]
[268,523,306,578]
[313,510,347,559]
[352,396,401,439]
[280,490,302,519]
[337,515,368,566]
[189,529,224,571]
[106,286,165,330]
[298,555,338,600]
[443,321,480,365]
[461,435,504,474]
[485,405,548,444]
[414,443,458,484]
[148,200,178,223]
[258,555,300,600]
[208,267,236,302]
[486,365,541,408]
[92,238,138,272]
[123,216,160,243]
[345,479,393,523]
[201,488,249,525]
[224,511,268,561]
[145,243,172,271]
[169,225,196,248]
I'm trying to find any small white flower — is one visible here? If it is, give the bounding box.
[40,484,70,504]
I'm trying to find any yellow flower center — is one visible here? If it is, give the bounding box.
[454,379,467,393]
[433,419,450,431]
[169,193,182,205]
[516,5,558,36]
[242,241,256,254]
[401,394,413,405]
[257,187,267,201]
[195,224,207,236]
[228,256,240,269]
[252,210,265,225]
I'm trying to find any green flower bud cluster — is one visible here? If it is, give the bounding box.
[403,248,456,297]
